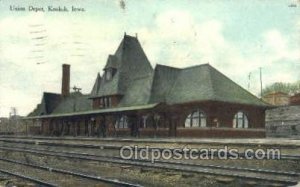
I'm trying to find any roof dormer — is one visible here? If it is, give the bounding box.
[104,68,115,81]
[103,55,117,81]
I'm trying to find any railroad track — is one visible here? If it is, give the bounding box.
[0,138,299,160]
[0,168,58,187]
[0,156,141,187]
[0,145,298,186]
[1,144,299,177]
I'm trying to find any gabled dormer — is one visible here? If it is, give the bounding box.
[103,55,117,81]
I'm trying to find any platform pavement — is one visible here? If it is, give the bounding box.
[0,135,300,147]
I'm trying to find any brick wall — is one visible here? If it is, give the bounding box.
[174,101,266,129]
[177,127,265,138]
[139,128,169,137]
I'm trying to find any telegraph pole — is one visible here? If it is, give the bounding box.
[248,72,251,91]
[72,85,82,112]
[260,67,263,98]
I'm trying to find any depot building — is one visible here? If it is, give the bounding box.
[25,34,269,138]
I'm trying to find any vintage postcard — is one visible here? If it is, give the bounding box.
[0,0,299,186]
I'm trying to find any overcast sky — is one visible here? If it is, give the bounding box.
[0,0,299,117]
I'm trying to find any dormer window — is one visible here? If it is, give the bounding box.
[105,69,112,80]
[104,68,116,81]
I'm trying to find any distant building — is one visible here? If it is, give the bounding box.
[0,117,9,133]
[290,93,300,105]
[25,34,269,138]
[262,92,290,106]
[0,115,24,134]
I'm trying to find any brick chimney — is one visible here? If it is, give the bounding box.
[61,64,70,97]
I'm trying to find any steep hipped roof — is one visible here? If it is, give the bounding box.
[28,103,45,117]
[208,65,268,106]
[150,64,268,106]
[104,55,118,69]
[119,74,153,107]
[52,92,92,114]
[28,92,61,116]
[93,34,153,97]
[43,92,62,113]
[90,73,101,96]
[149,64,181,103]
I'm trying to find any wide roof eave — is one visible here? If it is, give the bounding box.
[23,103,159,120]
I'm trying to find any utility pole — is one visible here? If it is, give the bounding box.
[248,72,251,91]
[260,67,263,98]
[72,85,82,112]
[11,107,17,116]
[72,85,82,92]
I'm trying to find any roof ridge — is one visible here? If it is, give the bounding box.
[182,63,209,70]
[209,65,268,105]
[90,72,102,95]
[116,41,124,94]
[207,65,217,100]
[147,73,155,104]
[124,34,138,39]
[137,39,153,70]
[154,63,209,71]
[43,92,61,96]
[155,64,182,70]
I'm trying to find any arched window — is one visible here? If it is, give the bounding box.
[233,111,248,128]
[115,115,128,128]
[185,110,206,127]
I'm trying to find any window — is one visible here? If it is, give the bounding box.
[100,97,111,108]
[104,97,108,107]
[233,111,248,128]
[142,115,148,128]
[105,68,116,81]
[115,115,128,128]
[108,97,111,107]
[105,69,112,81]
[99,98,103,108]
[185,110,206,127]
